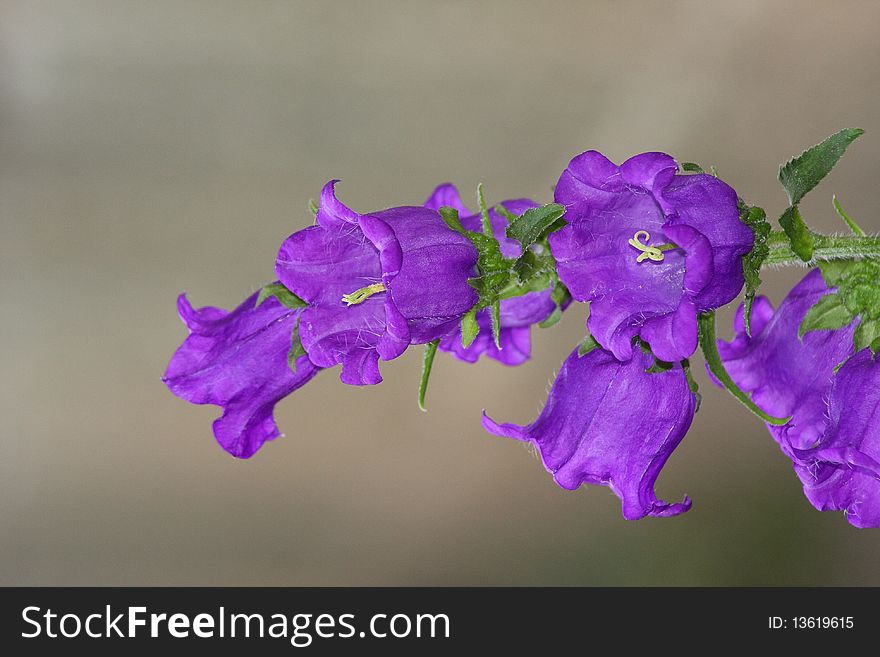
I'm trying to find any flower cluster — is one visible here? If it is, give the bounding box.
[165,129,880,528]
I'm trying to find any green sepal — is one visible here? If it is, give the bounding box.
[287,318,306,373]
[577,335,599,357]
[476,183,494,238]
[779,205,814,262]
[538,280,571,329]
[308,198,319,220]
[698,311,790,425]
[505,203,566,254]
[440,206,513,306]
[679,162,704,173]
[836,259,880,320]
[832,195,866,236]
[814,259,880,336]
[854,319,880,353]
[256,282,307,309]
[738,204,771,335]
[460,307,479,348]
[798,293,854,339]
[418,340,440,412]
[778,127,864,206]
[645,358,673,374]
[490,300,501,349]
[681,358,701,413]
[817,260,852,286]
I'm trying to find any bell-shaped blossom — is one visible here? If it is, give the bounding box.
[718,269,880,528]
[275,181,479,385]
[424,183,558,365]
[482,345,696,520]
[549,151,753,362]
[163,290,319,458]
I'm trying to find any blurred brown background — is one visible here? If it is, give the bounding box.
[2,1,880,585]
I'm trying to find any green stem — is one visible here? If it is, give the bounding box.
[763,231,880,267]
[697,311,791,426]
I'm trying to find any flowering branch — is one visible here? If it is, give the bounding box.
[164,127,880,528]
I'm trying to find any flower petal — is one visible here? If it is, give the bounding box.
[423,183,470,215]
[163,291,320,458]
[483,346,695,520]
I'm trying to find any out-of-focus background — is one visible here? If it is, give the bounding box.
[2,0,880,585]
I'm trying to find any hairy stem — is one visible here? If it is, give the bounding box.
[763,231,880,267]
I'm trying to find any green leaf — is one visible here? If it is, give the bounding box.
[308,198,319,220]
[854,318,880,353]
[698,311,790,425]
[832,195,865,236]
[798,293,854,338]
[577,335,599,357]
[287,321,306,372]
[460,308,479,348]
[418,340,440,412]
[739,205,771,335]
[257,282,307,309]
[679,162,704,173]
[871,336,880,356]
[778,127,864,205]
[505,203,566,253]
[779,205,814,262]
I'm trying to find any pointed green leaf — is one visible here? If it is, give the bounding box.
[871,336,880,356]
[505,203,566,253]
[460,308,479,348]
[257,282,307,309]
[577,335,599,357]
[308,198,319,220]
[779,205,814,262]
[854,318,880,353]
[798,293,854,338]
[778,128,864,205]
[418,340,440,411]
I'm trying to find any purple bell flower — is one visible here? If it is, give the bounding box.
[483,345,696,520]
[549,151,753,362]
[424,183,558,365]
[275,181,479,385]
[163,290,320,458]
[718,269,880,528]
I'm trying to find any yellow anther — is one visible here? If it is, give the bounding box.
[628,230,665,263]
[341,282,386,306]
